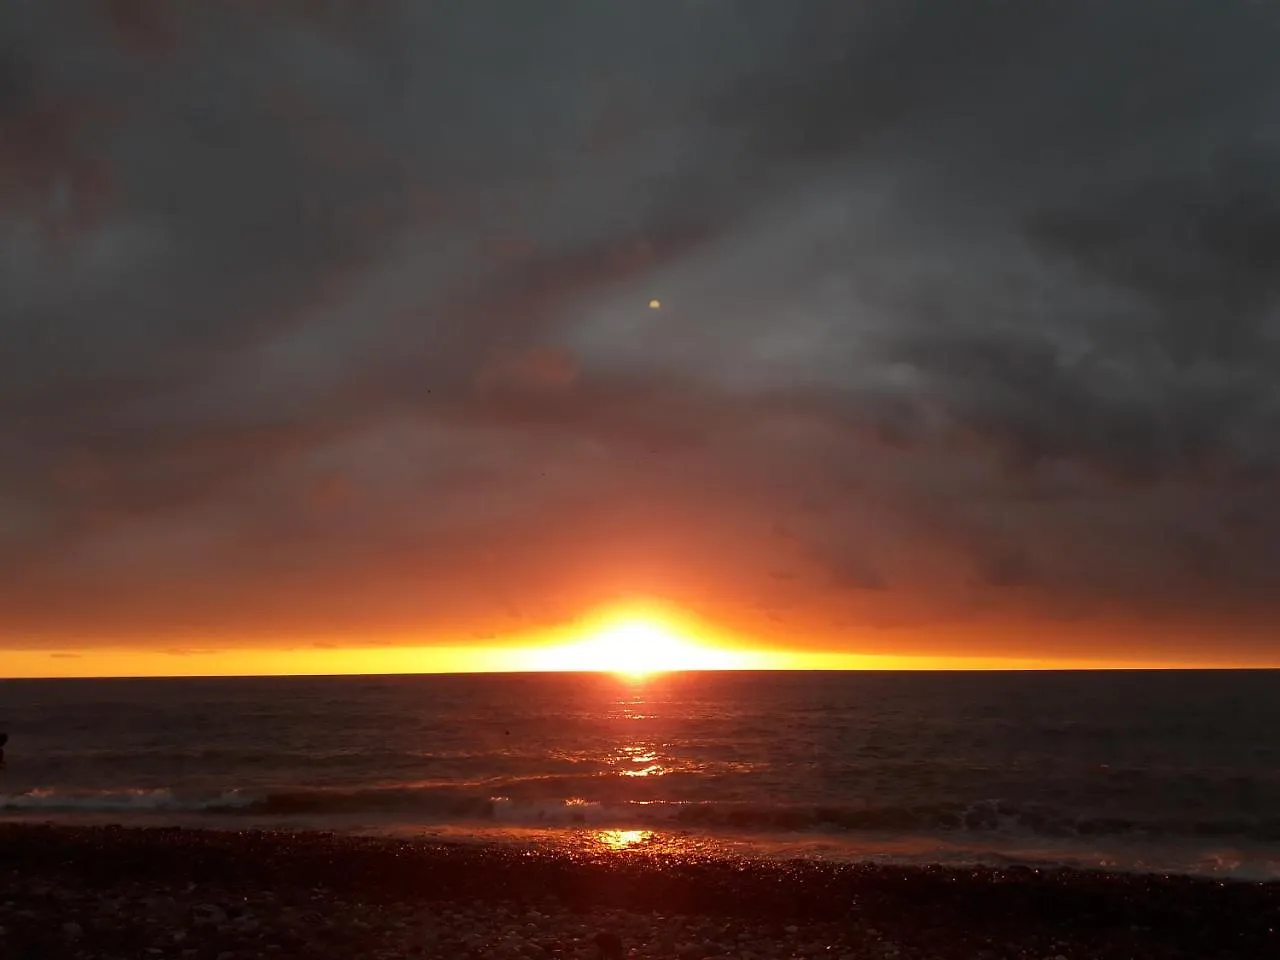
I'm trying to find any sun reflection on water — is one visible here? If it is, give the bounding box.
[594,829,656,851]
[614,743,666,777]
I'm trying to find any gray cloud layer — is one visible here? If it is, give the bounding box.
[3,1,1279,654]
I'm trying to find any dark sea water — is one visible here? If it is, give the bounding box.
[2,671,1279,879]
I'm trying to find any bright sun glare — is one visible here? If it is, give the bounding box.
[529,617,747,676]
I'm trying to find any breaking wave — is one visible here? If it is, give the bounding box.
[7,787,1280,843]
[0,788,255,813]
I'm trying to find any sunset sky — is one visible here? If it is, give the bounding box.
[4,2,1280,677]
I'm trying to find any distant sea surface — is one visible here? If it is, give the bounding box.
[3,671,1279,879]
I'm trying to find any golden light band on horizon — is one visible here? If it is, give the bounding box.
[2,637,1249,681]
[523,617,753,677]
[3,586,1271,680]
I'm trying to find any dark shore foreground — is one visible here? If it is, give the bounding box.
[0,825,1276,960]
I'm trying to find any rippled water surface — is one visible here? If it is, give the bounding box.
[3,671,1279,877]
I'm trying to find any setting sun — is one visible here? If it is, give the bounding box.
[524,616,751,676]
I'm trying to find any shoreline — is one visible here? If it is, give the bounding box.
[1,824,1277,959]
[6,806,1280,884]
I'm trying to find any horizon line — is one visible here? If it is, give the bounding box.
[3,664,1278,682]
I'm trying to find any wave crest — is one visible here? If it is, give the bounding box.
[6,788,1280,842]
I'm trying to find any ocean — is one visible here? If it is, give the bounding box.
[2,670,1279,879]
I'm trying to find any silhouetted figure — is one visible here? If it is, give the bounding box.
[0,732,7,769]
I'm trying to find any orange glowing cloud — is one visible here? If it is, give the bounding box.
[5,2,1280,678]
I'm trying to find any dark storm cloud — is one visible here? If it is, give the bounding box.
[4,0,1280,650]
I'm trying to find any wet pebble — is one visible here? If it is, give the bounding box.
[0,823,1276,960]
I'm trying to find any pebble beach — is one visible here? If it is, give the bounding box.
[0,825,1276,960]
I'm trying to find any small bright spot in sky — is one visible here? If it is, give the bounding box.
[648,299,661,309]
